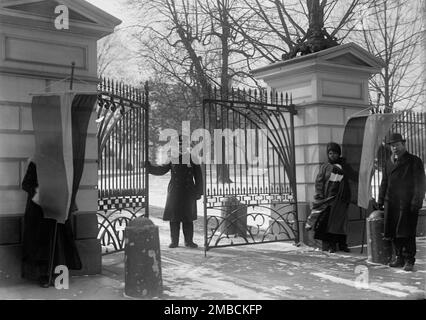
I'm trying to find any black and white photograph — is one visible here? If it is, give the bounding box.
[0,0,425,310]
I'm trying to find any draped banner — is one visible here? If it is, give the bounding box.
[342,113,398,209]
[342,115,367,207]
[358,113,398,209]
[31,93,97,223]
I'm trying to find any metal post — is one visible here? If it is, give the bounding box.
[360,207,366,254]
[203,99,208,257]
[289,103,300,244]
[47,222,58,286]
[70,62,75,90]
[144,81,150,218]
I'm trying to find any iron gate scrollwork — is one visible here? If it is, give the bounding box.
[96,78,149,254]
[203,88,299,252]
[371,109,426,202]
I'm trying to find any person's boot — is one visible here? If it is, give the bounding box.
[403,262,414,272]
[182,221,197,248]
[403,257,415,272]
[389,256,405,268]
[169,234,179,248]
[38,275,52,288]
[339,243,351,253]
[321,241,330,251]
[185,242,198,248]
[169,222,180,248]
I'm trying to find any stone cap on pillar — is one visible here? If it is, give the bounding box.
[252,43,385,81]
[251,43,386,106]
[0,0,122,82]
[127,217,155,229]
[0,0,122,37]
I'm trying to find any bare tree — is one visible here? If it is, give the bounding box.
[229,0,370,64]
[349,0,424,111]
[97,32,126,77]
[422,0,426,111]
[126,0,258,95]
[123,0,372,93]
[119,0,388,182]
[126,0,258,182]
[229,0,424,111]
[97,27,144,84]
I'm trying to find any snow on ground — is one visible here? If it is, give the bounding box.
[161,255,279,300]
[311,273,421,298]
[67,176,426,300]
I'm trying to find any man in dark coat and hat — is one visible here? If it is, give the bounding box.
[147,135,203,248]
[377,133,425,271]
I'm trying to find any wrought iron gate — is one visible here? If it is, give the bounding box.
[203,88,299,252]
[371,109,426,202]
[96,78,149,254]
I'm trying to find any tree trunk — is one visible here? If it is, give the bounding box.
[217,1,232,184]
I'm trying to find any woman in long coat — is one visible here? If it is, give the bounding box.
[21,160,82,287]
[147,137,203,248]
[312,142,356,252]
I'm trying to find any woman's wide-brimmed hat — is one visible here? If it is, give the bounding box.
[387,133,406,144]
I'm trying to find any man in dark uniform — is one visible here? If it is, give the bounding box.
[147,135,203,248]
[377,133,425,271]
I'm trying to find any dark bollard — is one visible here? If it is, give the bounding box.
[366,210,392,265]
[124,217,163,298]
[219,196,248,237]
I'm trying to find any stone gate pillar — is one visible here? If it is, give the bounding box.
[0,0,121,280]
[252,43,385,247]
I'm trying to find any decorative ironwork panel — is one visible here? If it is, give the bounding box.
[97,208,142,255]
[205,203,298,249]
[98,196,146,212]
[203,88,299,252]
[96,78,149,255]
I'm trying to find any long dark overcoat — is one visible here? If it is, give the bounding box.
[378,152,425,238]
[21,161,82,281]
[313,158,358,240]
[148,155,203,222]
